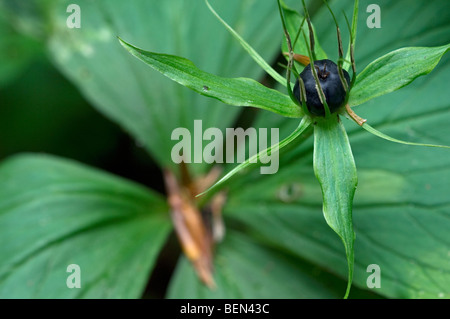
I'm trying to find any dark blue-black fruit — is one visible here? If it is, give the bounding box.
[294,59,350,116]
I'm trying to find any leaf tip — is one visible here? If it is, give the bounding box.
[117,36,129,49]
[117,37,137,53]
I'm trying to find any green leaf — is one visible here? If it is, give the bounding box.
[167,231,343,298]
[0,154,171,298]
[349,45,450,107]
[197,116,311,197]
[119,38,301,118]
[313,116,357,298]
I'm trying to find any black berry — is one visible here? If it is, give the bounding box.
[294,59,350,116]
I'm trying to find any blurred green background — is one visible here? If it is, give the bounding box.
[0,10,166,194]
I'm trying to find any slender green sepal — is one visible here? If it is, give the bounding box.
[301,30,331,117]
[313,115,357,298]
[205,0,286,87]
[197,117,312,197]
[323,0,342,60]
[344,0,359,72]
[341,12,356,109]
[323,0,348,92]
[343,12,357,87]
[298,77,312,117]
[277,0,294,96]
[292,16,307,51]
[301,0,317,61]
[362,123,450,149]
[277,0,299,106]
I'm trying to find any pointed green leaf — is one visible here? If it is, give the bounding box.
[349,44,450,107]
[313,116,357,298]
[119,38,301,118]
[197,116,312,197]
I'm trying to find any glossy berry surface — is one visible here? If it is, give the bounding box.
[294,59,350,116]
